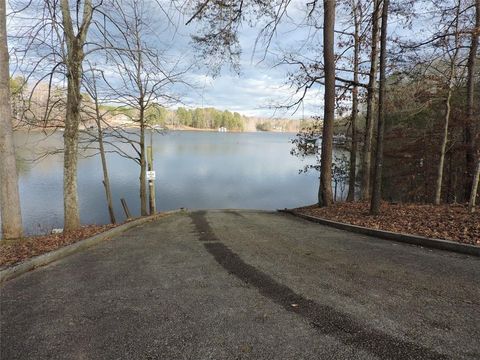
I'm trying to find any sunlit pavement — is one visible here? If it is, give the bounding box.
[1,210,479,359]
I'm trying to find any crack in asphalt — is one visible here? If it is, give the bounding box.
[189,211,447,360]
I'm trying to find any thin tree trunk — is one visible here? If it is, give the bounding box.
[0,0,23,239]
[139,115,147,216]
[147,141,156,215]
[88,67,116,224]
[95,106,116,224]
[347,0,360,202]
[370,0,389,215]
[361,0,381,201]
[434,84,453,205]
[334,180,338,202]
[464,0,479,202]
[434,84,452,205]
[133,22,148,216]
[318,0,336,207]
[468,158,480,212]
[434,3,461,205]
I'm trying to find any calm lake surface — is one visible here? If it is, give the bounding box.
[13,130,343,235]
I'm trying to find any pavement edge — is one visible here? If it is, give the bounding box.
[280,209,480,257]
[0,210,183,284]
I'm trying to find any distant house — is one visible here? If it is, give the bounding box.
[107,113,135,128]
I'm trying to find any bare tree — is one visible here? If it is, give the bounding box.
[433,0,463,205]
[346,0,363,201]
[60,0,94,231]
[465,0,479,201]
[370,0,389,215]
[10,0,184,221]
[83,66,116,224]
[395,0,476,204]
[98,0,185,216]
[361,0,381,201]
[0,0,23,239]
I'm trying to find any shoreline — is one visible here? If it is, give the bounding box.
[15,126,298,135]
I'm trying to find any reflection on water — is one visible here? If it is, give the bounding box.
[12,130,340,235]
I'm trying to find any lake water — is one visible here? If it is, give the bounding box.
[12,130,344,235]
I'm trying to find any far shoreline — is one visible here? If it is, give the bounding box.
[14,125,298,135]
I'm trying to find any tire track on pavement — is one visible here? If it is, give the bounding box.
[189,210,447,360]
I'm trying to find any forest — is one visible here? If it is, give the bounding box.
[8,75,300,132]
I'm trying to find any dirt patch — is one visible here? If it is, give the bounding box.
[294,202,479,246]
[0,224,116,267]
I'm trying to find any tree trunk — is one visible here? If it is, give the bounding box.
[347,1,360,202]
[63,50,82,231]
[468,158,480,213]
[0,0,23,239]
[147,143,156,215]
[60,0,93,231]
[318,0,336,207]
[434,3,461,205]
[370,0,389,215]
[434,92,451,205]
[139,114,147,216]
[464,0,479,202]
[361,0,381,201]
[95,105,116,224]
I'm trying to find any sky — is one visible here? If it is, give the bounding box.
[158,1,323,119]
[6,0,321,119]
[7,0,449,120]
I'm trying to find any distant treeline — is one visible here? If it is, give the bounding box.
[138,106,245,131]
[9,77,303,133]
[8,78,249,131]
[98,105,245,131]
[98,104,303,132]
[174,107,244,130]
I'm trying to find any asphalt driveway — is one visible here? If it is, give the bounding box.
[1,210,479,359]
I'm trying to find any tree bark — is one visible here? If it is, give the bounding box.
[318,0,336,207]
[370,0,389,215]
[434,80,454,205]
[94,104,116,224]
[139,113,147,216]
[60,0,93,231]
[361,0,381,201]
[347,0,360,202]
[63,49,82,231]
[434,3,461,206]
[464,0,479,202]
[147,143,156,215]
[468,158,480,212]
[0,0,23,239]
